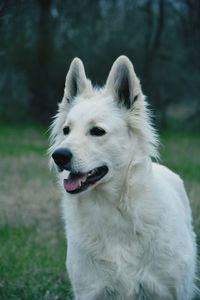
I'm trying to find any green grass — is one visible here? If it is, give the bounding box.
[0,226,71,300]
[160,132,200,182]
[0,125,47,155]
[0,126,200,299]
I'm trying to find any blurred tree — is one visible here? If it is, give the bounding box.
[29,0,55,121]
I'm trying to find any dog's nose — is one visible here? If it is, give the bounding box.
[52,148,73,170]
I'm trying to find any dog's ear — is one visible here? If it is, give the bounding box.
[105,56,141,109]
[64,58,91,103]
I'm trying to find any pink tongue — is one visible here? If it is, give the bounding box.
[64,175,87,192]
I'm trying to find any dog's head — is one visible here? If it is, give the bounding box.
[49,56,158,195]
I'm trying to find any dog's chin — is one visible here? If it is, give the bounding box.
[63,166,109,194]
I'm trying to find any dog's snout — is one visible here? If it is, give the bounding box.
[52,148,73,170]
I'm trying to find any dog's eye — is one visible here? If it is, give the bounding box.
[63,126,70,135]
[90,127,106,137]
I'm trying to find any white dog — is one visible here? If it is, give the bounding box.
[49,56,197,300]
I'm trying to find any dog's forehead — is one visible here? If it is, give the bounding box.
[67,95,119,124]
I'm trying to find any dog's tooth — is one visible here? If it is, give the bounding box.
[87,168,98,178]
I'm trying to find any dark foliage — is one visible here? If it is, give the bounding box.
[0,0,199,128]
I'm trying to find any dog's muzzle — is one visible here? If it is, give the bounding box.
[52,148,109,194]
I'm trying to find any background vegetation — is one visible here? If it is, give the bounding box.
[0,0,199,128]
[0,1,199,299]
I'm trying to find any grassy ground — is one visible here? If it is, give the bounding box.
[0,126,200,300]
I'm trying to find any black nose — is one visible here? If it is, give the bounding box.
[52,148,73,170]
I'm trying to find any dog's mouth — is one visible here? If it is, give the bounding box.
[63,166,109,194]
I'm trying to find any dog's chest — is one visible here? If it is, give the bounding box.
[68,199,147,271]
[79,213,151,294]
[64,196,164,297]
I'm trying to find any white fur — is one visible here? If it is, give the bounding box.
[49,56,197,300]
